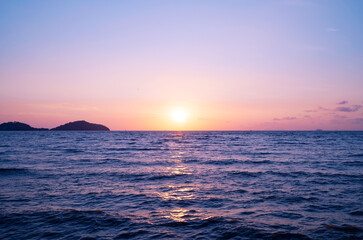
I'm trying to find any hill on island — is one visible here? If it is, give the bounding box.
[0,122,48,131]
[51,120,110,131]
[0,120,110,131]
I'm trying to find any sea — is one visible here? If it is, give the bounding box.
[0,131,362,240]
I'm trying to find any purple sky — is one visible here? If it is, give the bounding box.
[1,0,362,130]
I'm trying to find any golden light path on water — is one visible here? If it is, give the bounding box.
[152,142,211,222]
[163,208,211,222]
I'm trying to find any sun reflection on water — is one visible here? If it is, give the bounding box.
[165,164,192,176]
[153,133,210,223]
[171,151,185,161]
[163,208,210,222]
[156,185,196,201]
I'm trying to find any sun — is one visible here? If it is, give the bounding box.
[171,109,187,123]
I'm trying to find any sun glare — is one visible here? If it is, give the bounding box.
[171,109,187,123]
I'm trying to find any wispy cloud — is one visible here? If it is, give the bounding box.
[306,104,362,113]
[305,106,329,113]
[326,28,339,32]
[335,105,362,112]
[273,116,297,121]
[337,100,348,105]
[351,118,363,125]
[334,115,348,119]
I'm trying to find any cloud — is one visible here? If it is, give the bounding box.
[335,105,362,112]
[305,103,362,113]
[273,116,297,121]
[330,117,363,127]
[305,109,316,113]
[318,106,330,111]
[334,115,348,119]
[305,106,329,113]
[351,118,363,124]
[307,104,361,113]
[326,28,339,32]
[337,100,348,105]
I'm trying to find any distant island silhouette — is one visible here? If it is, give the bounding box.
[0,120,110,131]
[0,122,48,131]
[51,120,110,131]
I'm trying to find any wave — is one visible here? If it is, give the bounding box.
[276,141,308,145]
[229,170,310,179]
[1,210,313,239]
[106,147,164,151]
[0,203,360,239]
[252,190,318,204]
[266,170,363,179]
[204,159,240,165]
[349,210,363,216]
[244,160,274,164]
[63,148,84,153]
[348,153,363,157]
[229,171,262,177]
[81,170,192,181]
[203,159,275,165]
[228,189,248,194]
[148,173,191,181]
[0,168,29,175]
[252,152,274,155]
[342,160,363,166]
[257,212,303,220]
[227,170,363,181]
[0,209,132,239]
[325,224,362,233]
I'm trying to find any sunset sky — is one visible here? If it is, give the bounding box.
[1,0,362,130]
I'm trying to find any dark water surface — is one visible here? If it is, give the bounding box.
[0,131,362,239]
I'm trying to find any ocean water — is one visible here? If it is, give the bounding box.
[0,131,362,240]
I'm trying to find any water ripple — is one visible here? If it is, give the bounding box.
[0,131,362,239]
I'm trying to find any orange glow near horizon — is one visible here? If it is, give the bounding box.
[2,98,362,131]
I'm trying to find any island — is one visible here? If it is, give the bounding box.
[0,122,48,131]
[0,120,110,131]
[51,120,110,131]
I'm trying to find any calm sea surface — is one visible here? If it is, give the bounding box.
[0,131,362,239]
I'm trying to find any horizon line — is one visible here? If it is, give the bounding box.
[88,129,363,132]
